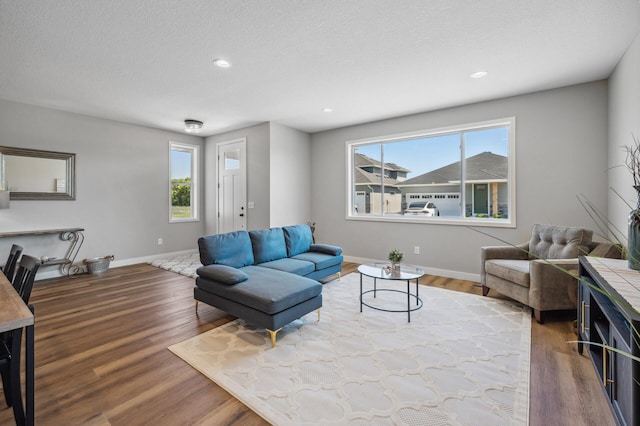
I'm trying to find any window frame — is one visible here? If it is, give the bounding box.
[169,141,199,223]
[345,117,516,228]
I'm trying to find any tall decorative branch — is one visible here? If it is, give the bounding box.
[624,133,640,189]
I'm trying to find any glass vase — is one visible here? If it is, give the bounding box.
[628,187,640,270]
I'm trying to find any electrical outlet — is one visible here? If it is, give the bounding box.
[157,238,163,245]
[414,246,420,255]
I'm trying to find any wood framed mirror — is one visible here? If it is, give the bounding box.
[0,146,76,200]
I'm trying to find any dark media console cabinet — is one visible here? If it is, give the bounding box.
[578,256,640,426]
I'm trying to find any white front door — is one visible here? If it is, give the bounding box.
[217,138,247,233]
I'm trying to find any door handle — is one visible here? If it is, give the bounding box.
[581,301,590,333]
[239,213,244,217]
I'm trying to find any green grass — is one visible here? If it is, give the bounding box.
[171,206,191,218]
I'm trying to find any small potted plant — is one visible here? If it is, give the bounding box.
[388,249,404,271]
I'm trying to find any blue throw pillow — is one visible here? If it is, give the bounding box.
[197,264,248,285]
[309,244,343,256]
[283,224,313,256]
[249,228,287,264]
[198,231,255,267]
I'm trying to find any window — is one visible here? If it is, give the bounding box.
[347,118,515,226]
[170,142,199,222]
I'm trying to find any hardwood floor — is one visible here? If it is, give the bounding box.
[0,262,615,425]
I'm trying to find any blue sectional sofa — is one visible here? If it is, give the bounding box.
[194,224,343,346]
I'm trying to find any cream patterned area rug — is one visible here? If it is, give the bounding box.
[149,251,200,278]
[169,273,531,425]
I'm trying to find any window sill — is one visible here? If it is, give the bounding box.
[169,218,200,224]
[346,214,515,228]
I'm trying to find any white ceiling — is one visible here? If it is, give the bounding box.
[1,0,639,136]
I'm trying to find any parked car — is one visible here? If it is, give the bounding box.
[404,201,439,216]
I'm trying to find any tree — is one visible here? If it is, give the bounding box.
[171,179,191,206]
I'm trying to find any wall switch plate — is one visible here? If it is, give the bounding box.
[414,246,420,254]
[248,201,255,209]
[158,238,163,245]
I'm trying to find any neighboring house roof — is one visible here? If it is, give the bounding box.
[354,168,401,188]
[385,162,411,174]
[399,151,507,186]
[354,153,411,174]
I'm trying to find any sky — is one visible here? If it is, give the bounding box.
[171,127,508,180]
[171,150,192,179]
[356,127,509,178]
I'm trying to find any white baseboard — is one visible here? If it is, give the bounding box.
[35,250,478,283]
[110,249,198,268]
[34,249,198,281]
[343,255,480,283]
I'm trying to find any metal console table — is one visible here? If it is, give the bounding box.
[0,228,85,275]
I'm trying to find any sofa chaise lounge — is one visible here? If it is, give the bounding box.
[194,224,343,346]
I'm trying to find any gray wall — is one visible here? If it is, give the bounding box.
[204,122,312,234]
[0,98,205,275]
[310,81,609,280]
[0,59,627,281]
[204,122,271,234]
[609,30,640,242]
[269,123,311,227]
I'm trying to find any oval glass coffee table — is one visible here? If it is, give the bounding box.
[358,263,424,322]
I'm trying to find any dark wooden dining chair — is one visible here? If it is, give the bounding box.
[0,341,12,408]
[1,254,40,412]
[12,255,40,305]
[1,244,22,284]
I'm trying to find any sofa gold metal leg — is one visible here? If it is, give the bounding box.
[266,328,282,348]
[195,300,199,313]
[317,308,321,322]
[338,271,341,281]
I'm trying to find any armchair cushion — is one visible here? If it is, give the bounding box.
[528,224,592,260]
[484,259,530,287]
[588,242,623,259]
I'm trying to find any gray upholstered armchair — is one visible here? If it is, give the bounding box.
[480,224,621,323]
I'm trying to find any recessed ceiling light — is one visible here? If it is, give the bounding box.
[470,71,488,79]
[213,58,231,68]
[184,119,203,133]
[322,108,333,113]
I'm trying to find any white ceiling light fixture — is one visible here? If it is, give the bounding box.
[184,119,203,133]
[213,58,231,68]
[322,107,333,113]
[470,71,488,79]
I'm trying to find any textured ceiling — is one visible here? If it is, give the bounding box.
[0,0,639,136]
